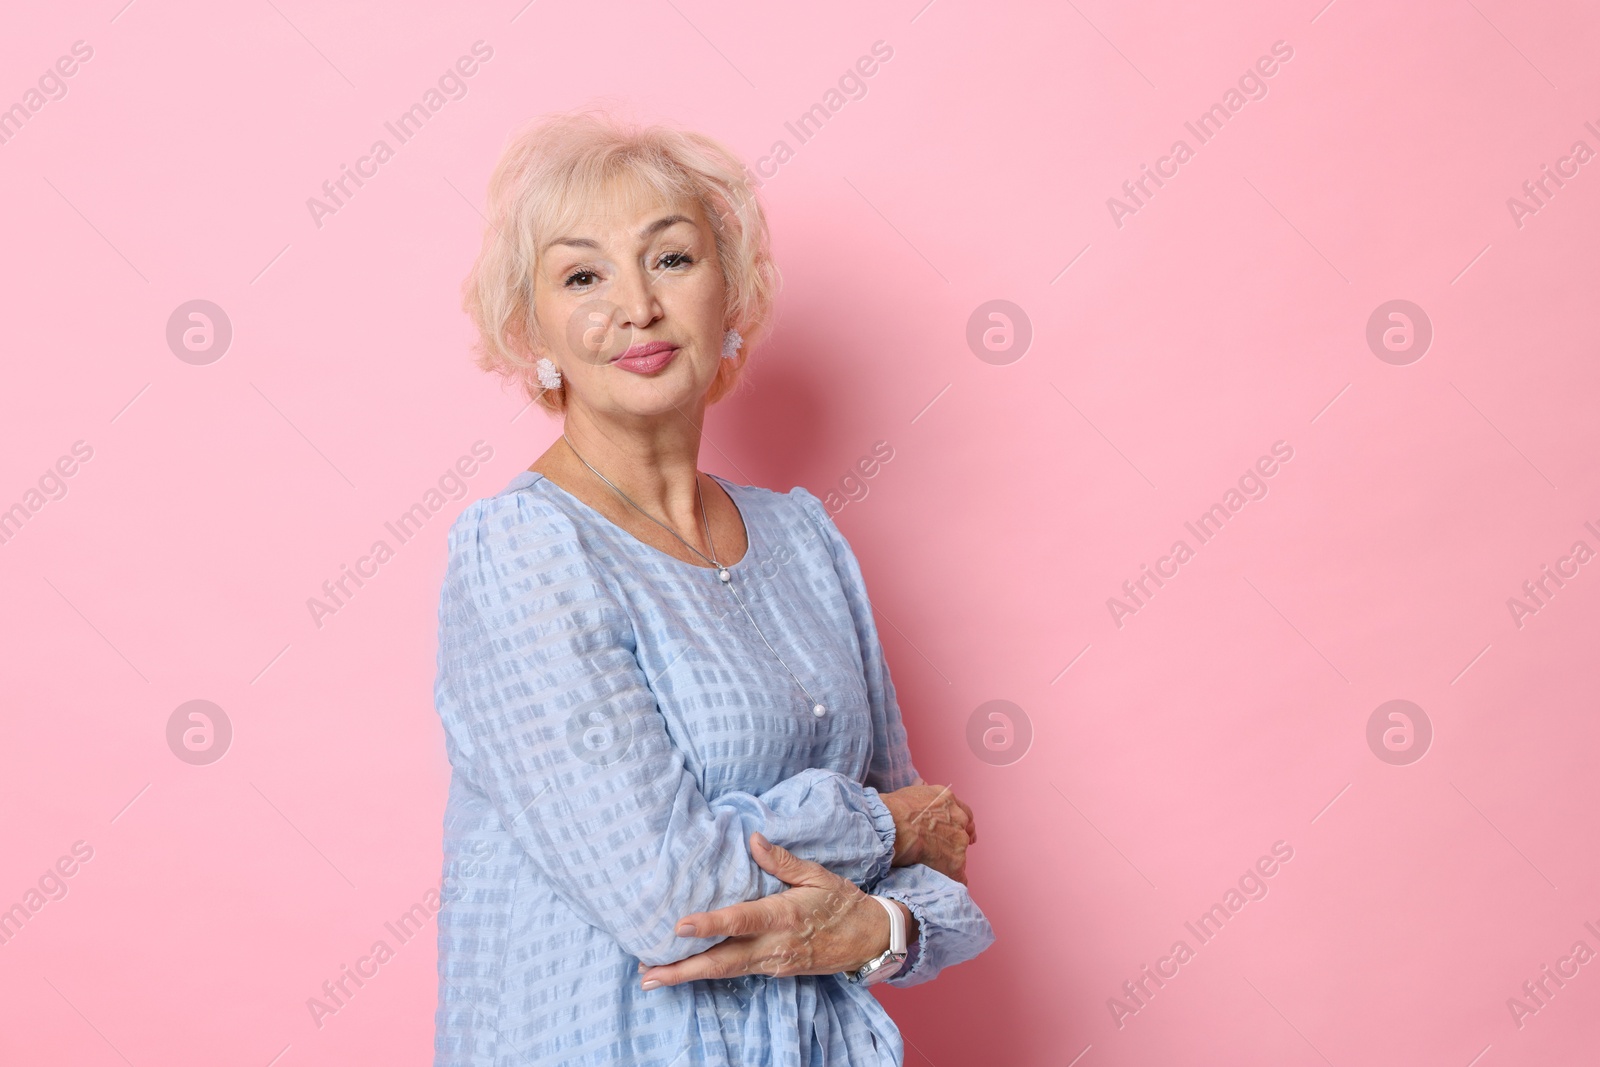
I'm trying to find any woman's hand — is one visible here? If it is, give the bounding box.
[879,781,976,884]
[638,833,917,990]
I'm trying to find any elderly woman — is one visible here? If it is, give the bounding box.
[432,110,994,1067]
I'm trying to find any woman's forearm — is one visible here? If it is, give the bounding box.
[639,835,929,990]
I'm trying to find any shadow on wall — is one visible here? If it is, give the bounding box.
[709,329,834,493]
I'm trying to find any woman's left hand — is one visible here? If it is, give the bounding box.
[639,833,903,990]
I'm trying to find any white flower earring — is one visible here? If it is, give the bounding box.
[535,356,562,391]
[721,328,744,360]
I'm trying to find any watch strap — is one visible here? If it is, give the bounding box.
[848,895,908,985]
[875,894,906,955]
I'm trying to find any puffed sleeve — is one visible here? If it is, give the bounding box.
[433,490,898,967]
[789,486,997,986]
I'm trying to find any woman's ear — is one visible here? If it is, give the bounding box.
[525,329,549,361]
[520,307,552,362]
[520,273,552,359]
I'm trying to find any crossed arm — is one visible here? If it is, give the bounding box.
[435,487,991,990]
[635,778,978,989]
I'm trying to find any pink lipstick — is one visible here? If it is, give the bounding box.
[612,341,678,374]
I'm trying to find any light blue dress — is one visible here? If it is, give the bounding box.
[431,469,995,1067]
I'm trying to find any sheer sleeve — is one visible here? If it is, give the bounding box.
[789,486,997,986]
[433,491,897,968]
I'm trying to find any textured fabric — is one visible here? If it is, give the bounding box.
[432,469,995,1067]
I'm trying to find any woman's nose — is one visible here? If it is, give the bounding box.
[611,263,662,331]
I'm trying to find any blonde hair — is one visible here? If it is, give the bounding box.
[462,107,782,415]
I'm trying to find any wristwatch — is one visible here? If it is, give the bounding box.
[847,895,909,986]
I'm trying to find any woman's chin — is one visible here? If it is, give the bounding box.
[596,369,713,413]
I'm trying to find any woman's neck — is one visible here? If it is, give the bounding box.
[558,405,707,526]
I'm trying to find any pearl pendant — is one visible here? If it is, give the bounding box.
[718,568,730,583]
[812,703,827,717]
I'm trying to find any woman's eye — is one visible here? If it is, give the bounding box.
[658,251,692,271]
[564,269,599,288]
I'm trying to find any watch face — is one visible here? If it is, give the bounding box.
[858,950,908,986]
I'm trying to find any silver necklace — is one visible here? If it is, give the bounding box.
[561,433,828,717]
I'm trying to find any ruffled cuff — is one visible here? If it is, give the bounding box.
[860,786,898,888]
[869,865,994,989]
[877,892,926,982]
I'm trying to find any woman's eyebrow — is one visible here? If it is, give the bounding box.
[546,214,696,252]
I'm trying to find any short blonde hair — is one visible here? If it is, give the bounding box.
[462,108,781,415]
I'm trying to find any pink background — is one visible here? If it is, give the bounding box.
[3,1,1598,1064]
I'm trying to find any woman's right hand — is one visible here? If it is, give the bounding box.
[879,782,975,884]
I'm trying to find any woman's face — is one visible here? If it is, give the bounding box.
[530,173,729,421]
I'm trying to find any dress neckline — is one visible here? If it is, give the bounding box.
[512,469,755,574]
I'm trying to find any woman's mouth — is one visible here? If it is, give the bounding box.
[612,342,679,374]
